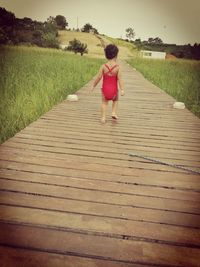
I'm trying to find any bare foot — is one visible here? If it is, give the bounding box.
[111,114,118,120]
[100,117,106,124]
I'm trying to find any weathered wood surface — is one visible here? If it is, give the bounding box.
[0,61,200,267]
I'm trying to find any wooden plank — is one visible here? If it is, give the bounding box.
[15,131,200,152]
[39,113,200,132]
[1,177,200,214]
[0,167,199,202]
[0,223,200,267]
[0,205,200,246]
[1,145,199,175]
[5,135,200,161]
[0,246,145,267]
[6,139,200,164]
[17,125,200,146]
[21,116,200,140]
[1,191,199,228]
[1,159,200,191]
[8,136,200,165]
[30,118,200,140]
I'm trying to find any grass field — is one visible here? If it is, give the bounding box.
[0,45,104,144]
[128,58,200,117]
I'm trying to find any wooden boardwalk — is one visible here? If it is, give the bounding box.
[0,61,200,267]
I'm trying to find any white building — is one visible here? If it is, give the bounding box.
[141,50,166,59]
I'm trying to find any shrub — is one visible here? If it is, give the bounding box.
[67,38,88,56]
[42,32,59,48]
[32,30,43,46]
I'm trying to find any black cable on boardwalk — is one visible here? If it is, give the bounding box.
[129,152,200,175]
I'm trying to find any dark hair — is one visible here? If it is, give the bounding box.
[104,44,119,59]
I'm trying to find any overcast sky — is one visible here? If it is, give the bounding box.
[0,0,200,45]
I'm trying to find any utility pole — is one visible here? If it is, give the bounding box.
[77,16,79,30]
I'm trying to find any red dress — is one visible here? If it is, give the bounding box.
[102,64,118,101]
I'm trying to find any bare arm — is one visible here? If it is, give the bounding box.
[91,66,103,90]
[118,68,125,95]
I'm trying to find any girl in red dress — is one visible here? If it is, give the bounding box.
[91,44,125,123]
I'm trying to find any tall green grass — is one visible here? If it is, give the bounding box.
[128,58,200,117]
[0,45,104,143]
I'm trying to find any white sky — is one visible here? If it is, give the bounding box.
[0,0,200,45]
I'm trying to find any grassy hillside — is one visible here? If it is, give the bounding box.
[58,31,136,59]
[0,45,104,143]
[128,58,200,117]
[105,36,138,58]
[58,31,106,58]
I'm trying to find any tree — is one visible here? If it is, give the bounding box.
[82,23,93,33]
[0,7,15,27]
[148,37,154,44]
[0,8,16,44]
[154,37,163,45]
[42,32,59,48]
[0,7,63,49]
[55,15,68,29]
[47,16,55,24]
[0,27,8,44]
[125,27,135,41]
[32,30,43,46]
[81,23,99,34]
[44,21,57,34]
[92,27,99,34]
[191,43,200,60]
[135,38,141,43]
[78,42,88,55]
[67,38,88,56]
[22,17,33,25]
[134,38,142,49]
[148,37,163,45]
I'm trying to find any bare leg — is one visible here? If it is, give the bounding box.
[101,99,108,123]
[112,100,118,119]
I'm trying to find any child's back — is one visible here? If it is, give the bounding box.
[102,63,119,101]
